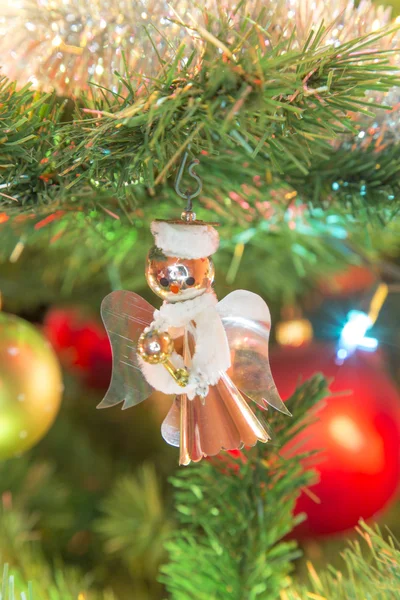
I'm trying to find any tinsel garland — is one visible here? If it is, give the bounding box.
[0,0,398,98]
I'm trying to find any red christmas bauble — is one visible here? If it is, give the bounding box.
[270,343,400,537]
[44,307,111,389]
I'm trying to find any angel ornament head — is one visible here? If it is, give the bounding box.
[145,222,216,302]
[99,218,290,465]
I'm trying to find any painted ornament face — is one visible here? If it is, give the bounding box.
[146,246,215,301]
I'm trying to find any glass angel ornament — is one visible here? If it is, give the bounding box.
[99,219,290,465]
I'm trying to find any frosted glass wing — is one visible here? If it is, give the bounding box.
[98,290,154,410]
[222,315,291,416]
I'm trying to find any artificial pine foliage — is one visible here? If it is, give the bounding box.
[160,377,328,600]
[1,15,400,310]
[0,2,400,599]
[1,378,400,598]
[284,522,400,600]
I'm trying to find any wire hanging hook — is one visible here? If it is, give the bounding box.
[175,149,202,215]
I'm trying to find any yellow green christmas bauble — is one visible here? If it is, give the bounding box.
[0,312,63,459]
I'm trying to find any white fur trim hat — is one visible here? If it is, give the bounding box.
[151,221,219,259]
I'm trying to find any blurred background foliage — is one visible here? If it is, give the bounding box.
[0,0,399,599]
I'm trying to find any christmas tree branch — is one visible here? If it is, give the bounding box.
[95,464,173,593]
[0,14,399,305]
[160,375,329,599]
[0,377,399,599]
[0,509,107,600]
[160,376,400,599]
[2,518,398,600]
[285,521,400,600]
[0,19,399,218]
[290,141,400,225]
[0,560,114,600]
[0,444,165,599]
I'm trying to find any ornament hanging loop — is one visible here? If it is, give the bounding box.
[175,149,202,221]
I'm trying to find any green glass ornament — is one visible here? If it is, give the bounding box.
[0,312,63,459]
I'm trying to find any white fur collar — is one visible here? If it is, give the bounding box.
[155,290,217,327]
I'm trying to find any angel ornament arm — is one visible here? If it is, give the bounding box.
[100,219,290,465]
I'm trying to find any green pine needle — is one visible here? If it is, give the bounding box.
[284,522,400,600]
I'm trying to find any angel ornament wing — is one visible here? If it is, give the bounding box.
[100,219,290,465]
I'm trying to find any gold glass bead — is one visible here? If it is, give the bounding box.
[137,329,174,364]
[181,210,197,222]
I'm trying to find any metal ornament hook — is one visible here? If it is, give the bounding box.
[175,150,202,215]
